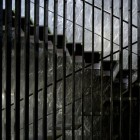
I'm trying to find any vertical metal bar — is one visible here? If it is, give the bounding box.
[110,0,114,139]
[5,0,12,139]
[81,0,85,140]
[119,0,123,139]
[0,0,2,139]
[33,0,39,139]
[24,0,30,140]
[14,0,21,139]
[0,1,3,140]
[62,0,67,140]
[72,0,76,139]
[53,0,58,139]
[42,0,48,140]
[128,0,132,139]
[91,0,95,140]
[137,0,140,139]
[100,0,104,139]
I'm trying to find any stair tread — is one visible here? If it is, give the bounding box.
[66,43,82,55]
[3,26,15,31]
[29,25,51,38]
[82,112,102,116]
[116,69,136,79]
[49,123,81,130]
[82,112,109,116]
[2,9,15,17]
[30,131,62,140]
[102,60,118,71]
[48,34,64,49]
[26,25,63,43]
[84,51,100,63]
[20,17,33,31]
[47,131,62,140]
[123,85,139,97]
[3,16,15,26]
[103,97,137,106]
[2,26,54,49]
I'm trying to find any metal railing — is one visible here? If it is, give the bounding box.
[0,0,139,140]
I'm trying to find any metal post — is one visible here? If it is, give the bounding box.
[110,0,114,139]
[82,0,85,140]
[119,0,123,139]
[0,0,2,139]
[100,0,104,139]
[53,0,58,139]
[5,0,12,139]
[91,0,95,140]
[42,0,48,140]
[137,0,140,139]
[14,0,21,139]
[24,0,30,140]
[33,0,39,139]
[72,0,76,139]
[128,0,132,139]
[62,0,67,140]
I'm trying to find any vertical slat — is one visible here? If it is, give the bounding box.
[33,0,39,140]
[128,0,132,139]
[5,0,12,139]
[81,0,85,140]
[53,0,58,139]
[91,0,95,140]
[72,0,76,139]
[119,0,123,139]
[24,0,30,140]
[0,0,2,140]
[137,0,140,139]
[14,0,21,139]
[42,0,48,139]
[110,0,114,139]
[62,0,67,140]
[100,0,104,139]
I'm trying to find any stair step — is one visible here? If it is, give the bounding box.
[105,97,137,101]
[92,60,118,76]
[3,16,15,27]
[20,17,33,31]
[3,26,15,31]
[84,51,100,63]
[38,26,51,40]
[112,80,127,89]
[123,82,139,97]
[82,112,110,116]
[102,60,118,71]
[29,25,51,39]
[2,26,53,50]
[66,43,83,62]
[49,124,81,130]
[82,112,102,116]
[103,97,137,106]
[66,43,82,56]
[21,35,53,49]
[48,34,64,49]
[116,69,136,79]
[2,9,15,17]
[29,131,62,140]
[47,131,62,140]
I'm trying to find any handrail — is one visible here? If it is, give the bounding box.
[1,1,138,114]
[1,41,138,112]
[13,77,138,132]
[30,1,138,56]
[81,0,137,29]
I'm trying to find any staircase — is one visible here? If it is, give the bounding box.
[2,8,139,140]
